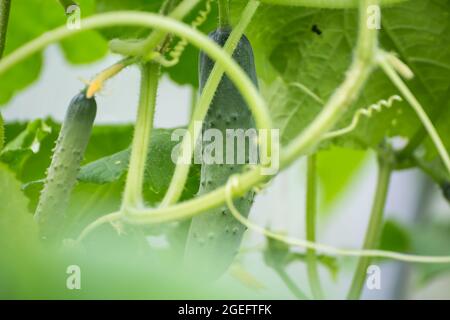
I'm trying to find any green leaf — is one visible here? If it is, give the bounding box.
[375,219,450,284]
[0,0,108,106]
[236,0,450,155]
[379,219,411,253]
[317,147,368,209]
[78,128,201,204]
[0,163,38,249]
[0,119,52,174]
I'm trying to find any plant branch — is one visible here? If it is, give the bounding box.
[305,154,324,299]
[347,148,393,300]
[160,0,261,207]
[0,0,11,59]
[122,62,160,209]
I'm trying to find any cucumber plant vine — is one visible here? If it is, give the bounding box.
[0,0,449,300]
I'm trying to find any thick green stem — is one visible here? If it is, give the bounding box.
[347,151,393,300]
[257,0,406,8]
[122,63,160,208]
[305,155,324,299]
[159,0,261,207]
[0,0,11,59]
[218,0,230,28]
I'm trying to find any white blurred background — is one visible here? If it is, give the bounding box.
[3,47,449,299]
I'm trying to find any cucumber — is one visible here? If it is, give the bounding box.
[35,91,97,241]
[184,27,258,279]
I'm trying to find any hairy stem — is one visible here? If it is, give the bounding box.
[218,0,230,28]
[377,51,450,176]
[305,154,324,299]
[347,151,392,300]
[160,0,261,207]
[257,0,407,8]
[122,63,160,208]
[0,0,11,59]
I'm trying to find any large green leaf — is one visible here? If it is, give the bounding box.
[236,0,449,155]
[0,163,38,250]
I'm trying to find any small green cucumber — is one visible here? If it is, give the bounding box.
[184,27,258,279]
[35,91,97,241]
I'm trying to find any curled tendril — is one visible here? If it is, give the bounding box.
[323,95,403,140]
[224,175,450,264]
[155,0,212,67]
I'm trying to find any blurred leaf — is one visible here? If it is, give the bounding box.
[379,219,411,253]
[317,147,367,210]
[0,119,52,174]
[0,163,41,295]
[411,222,450,284]
[0,163,37,245]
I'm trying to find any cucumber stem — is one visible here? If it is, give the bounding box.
[305,154,324,299]
[218,0,230,28]
[347,149,393,300]
[122,62,160,209]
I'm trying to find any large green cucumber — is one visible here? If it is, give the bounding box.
[35,91,97,241]
[184,27,258,279]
